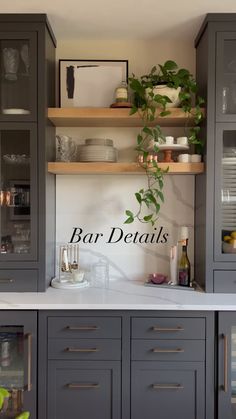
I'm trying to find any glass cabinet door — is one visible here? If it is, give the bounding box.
[218,313,236,419]
[0,32,37,121]
[214,124,236,261]
[0,124,37,261]
[0,312,36,418]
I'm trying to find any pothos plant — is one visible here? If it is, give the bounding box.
[0,387,30,419]
[124,60,205,226]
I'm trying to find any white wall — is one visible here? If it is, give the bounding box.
[55,38,196,283]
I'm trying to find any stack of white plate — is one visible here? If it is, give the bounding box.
[222,156,236,230]
[79,138,117,162]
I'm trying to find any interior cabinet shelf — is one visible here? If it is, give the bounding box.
[48,162,204,175]
[48,107,205,127]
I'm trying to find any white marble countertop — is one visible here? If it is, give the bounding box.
[0,280,236,310]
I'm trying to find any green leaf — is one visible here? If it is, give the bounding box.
[142,126,153,136]
[135,193,142,204]
[143,214,153,221]
[158,191,164,202]
[129,106,138,116]
[163,60,178,71]
[16,412,30,419]
[159,110,171,117]
[137,134,143,145]
[0,393,3,410]
[125,210,134,218]
[124,217,134,224]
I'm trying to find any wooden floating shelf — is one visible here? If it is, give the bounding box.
[48,162,204,175]
[48,107,205,127]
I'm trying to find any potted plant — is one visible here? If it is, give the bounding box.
[124,60,204,225]
[0,387,30,419]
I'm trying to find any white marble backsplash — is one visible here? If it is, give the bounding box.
[56,172,194,282]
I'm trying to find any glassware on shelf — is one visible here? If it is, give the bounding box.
[20,44,30,75]
[3,48,19,81]
[56,135,77,162]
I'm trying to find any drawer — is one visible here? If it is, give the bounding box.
[131,317,205,340]
[131,339,205,361]
[214,271,236,293]
[0,269,37,292]
[48,317,121,339]
[48,339,121,360]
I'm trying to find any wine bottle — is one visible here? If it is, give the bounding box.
[178,239,191,287]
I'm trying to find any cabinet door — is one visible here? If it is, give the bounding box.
[131,361,205,419]
[216,32,236,122]
[214,123,236,264]
[0,311,37,419]
[0,123,37,263]
[48,360,121,419]
[0,32,37,121]
[218,312,236,418]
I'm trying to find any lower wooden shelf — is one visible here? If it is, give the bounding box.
[48,162,204,175]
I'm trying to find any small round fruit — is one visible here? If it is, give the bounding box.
[231,232,236,239]
[224,235,231,242]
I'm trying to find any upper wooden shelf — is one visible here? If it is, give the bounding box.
[48,107,205,127]
[48,162,204,175]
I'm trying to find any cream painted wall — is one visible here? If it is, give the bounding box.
[55,38,196,285]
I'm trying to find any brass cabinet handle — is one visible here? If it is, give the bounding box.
[0,278,14,284]
[66,326,99,331]
[65,347,100,353]
[152,326,184,332]
[67,383,100,389]
[152,348,184,353]
[25,333,32,392]
[223,334,228,393]
[152,384,184,390]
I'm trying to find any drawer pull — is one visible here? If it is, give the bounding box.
[223,334,228,393]
[0,278,14,284]
[67,383,100,389]
[152,326,184,332]
[65,347,100,353]
[152,384,184,390]
[66,326,99,331]
[152,348,184,353]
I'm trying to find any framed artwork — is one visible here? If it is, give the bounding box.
[59,59,128,108]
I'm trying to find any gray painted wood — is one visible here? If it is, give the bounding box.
[131,339,205,361]
[214,271,236,292]
[131,361,205,419]
[48,338,121,360]
[48,316,122,339]
[0,269,37,291]
[0,15,56,291]
[48,360,121,419]
[131,317,205,339]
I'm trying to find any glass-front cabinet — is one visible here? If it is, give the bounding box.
[215,124,236,261]
[0,32,37,121]
[0,124,37,261]
[218,313,236,418]
[0,311,37,418]
[216,33,236,122]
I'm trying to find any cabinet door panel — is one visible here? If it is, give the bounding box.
[48,360,121,419]
[0,32,37,121]
[131,361,205,419]
[216,32,236,122]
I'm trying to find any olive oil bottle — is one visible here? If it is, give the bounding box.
[178,238,191,287]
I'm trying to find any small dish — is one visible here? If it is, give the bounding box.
[148,273,168,284]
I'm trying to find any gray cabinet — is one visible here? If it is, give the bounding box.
[195,15,236,292]
[130,314,210,419]
[39,312,122,419]
[48,361,121,419]
[131,362,205,419]
[38,311,214,419]
[0,311,37,418]
[218,312,236,418]
[0,14,56,291]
